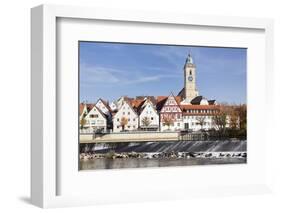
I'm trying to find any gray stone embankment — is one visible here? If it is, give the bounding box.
[80,132,179,143]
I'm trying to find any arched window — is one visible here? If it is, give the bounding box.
[189,70,192,75]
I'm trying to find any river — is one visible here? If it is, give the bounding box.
[79,140,247,170]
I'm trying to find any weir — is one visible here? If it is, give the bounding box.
[80,140,247,153]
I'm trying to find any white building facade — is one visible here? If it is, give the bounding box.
[113,101,139,132]
[84,105,107,132]
[138,99,159,131]
[180,105,219,131]
[182,114,215,131]
[109,101,117,111]
[96,99,111,116]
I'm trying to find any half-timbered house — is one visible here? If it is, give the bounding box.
[157,94,183,131]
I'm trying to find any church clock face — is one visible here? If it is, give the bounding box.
[188,76,193,81]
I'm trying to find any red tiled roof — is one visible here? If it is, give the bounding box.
[157,96,167,103]
[180,104,219,110]
[155,95,182,111]
[123,96,134,102]
[86,104,107,119]
[156,96,167,111]
[79,103,85,115]
[86,103,95,112]
[135,96,157,105]
[175,96,182,105]
[124,100,139,116]
[130,99,145,108]
[181,105,219,115]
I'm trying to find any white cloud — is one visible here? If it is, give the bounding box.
[125,74,180,84]
[80,63,181,87]
[149,45,201,71]
[80,64,121,84]
[151,46,185,68]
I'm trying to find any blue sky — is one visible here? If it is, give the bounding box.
[79,42,246,104]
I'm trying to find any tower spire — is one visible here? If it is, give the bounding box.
[186,52,193,64]
[183,52,198,101]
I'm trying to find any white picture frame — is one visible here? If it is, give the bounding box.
[31,4,274,208]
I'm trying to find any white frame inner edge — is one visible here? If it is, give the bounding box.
[31,4,274,208]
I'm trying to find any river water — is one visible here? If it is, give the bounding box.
[79,140,247,170]
[80,158,246,170]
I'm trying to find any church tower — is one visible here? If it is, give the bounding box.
[184,53,199,101]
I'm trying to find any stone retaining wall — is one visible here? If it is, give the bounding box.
[80,132,179,143]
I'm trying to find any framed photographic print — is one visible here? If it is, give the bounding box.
[31,4,274,208]
[78,42,247,171]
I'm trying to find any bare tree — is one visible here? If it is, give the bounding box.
[212,105,227,133]
[120,117,128,131]
[196,116,206,130]
[236,104,247,130]
[141,117,151,131]
[224,104,246,130]
[229,107,239,129]
[80,117,86,130]
[210,103,247,138]
[163,116,174,130]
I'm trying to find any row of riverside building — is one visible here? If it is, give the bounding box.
[79,53,233,133]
